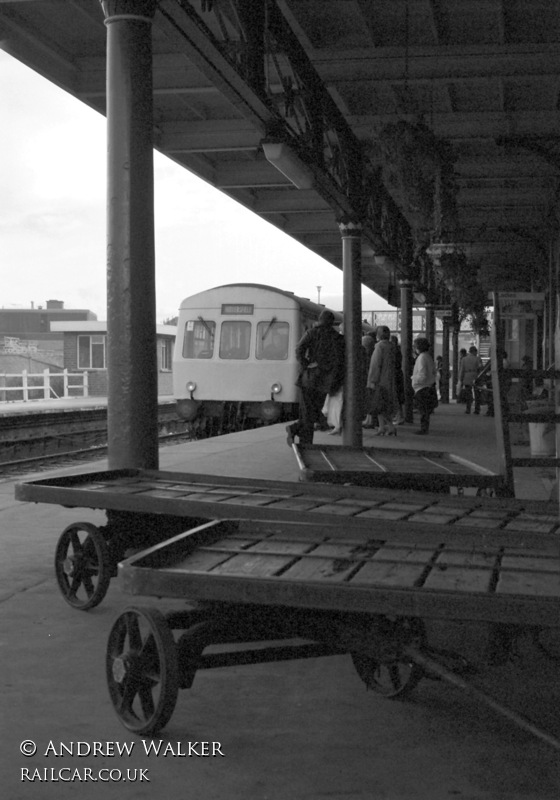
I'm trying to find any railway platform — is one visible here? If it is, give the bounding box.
[1,402,559,799]
[159,400,558,503]
[0,395,175,415]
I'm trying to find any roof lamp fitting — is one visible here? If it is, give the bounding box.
[262,141,315,189]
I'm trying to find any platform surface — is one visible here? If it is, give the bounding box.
[0,394,174,416]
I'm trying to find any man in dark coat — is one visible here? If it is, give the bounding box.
[286,309,345,446]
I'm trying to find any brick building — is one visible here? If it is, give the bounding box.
[0,301,97,366]
[50,321,177,397]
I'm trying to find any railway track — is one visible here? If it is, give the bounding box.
[0,403,190,475]
[0,430,193,478]
[0,400,281,477]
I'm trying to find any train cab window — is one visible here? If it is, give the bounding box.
[256,321,289,360]
[219,321,251,359]
[182,319,216,359]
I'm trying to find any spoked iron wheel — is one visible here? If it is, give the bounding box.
[106,606,179,735]
[351,653,424,698]
[351,618,426,699]
[532,626,560,663]
[54,522,111,610]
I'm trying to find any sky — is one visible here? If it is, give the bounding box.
[0,50,390,324]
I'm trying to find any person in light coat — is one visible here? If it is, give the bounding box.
[411,337,437,435]
[366,325,398,436]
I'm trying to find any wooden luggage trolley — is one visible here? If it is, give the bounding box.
[291,443,506,495]
[489,291,560,498]
[15,469,560,747]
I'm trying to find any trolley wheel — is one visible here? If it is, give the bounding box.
[532,626,560,663]
[351,617,426,699]
[106,606,179,735]
[351,653,424,698]
[54,522,111,610]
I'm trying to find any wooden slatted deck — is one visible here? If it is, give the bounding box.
[292,443,505,493]
[15,469,559,628]
[15,468,558,544]
[118,517,559,628]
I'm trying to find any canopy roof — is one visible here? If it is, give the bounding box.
[1,0,558,303]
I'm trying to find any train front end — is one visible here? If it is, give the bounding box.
[173,285,308,434]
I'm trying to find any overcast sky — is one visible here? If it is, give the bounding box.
[1,50,390,323]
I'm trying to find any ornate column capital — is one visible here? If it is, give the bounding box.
[100,0,157,24]
[338,220,362,237]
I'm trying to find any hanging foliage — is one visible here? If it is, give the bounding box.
[368,120,459,245]
[366,119,489,331]
[435,250,490,335]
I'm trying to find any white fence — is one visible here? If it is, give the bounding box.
[0,370,89,402]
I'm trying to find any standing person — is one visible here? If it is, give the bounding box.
[456,348,467,403]
[361,328,377,428]
[458,345,483,414]
[435,355,443,399]
[391,334,405,424]
[322,328,346,435]
[362,327,376,363]
[286,309,345,446]
[482,356,495,417]
[366,325,398,436]
[411,337,438,435]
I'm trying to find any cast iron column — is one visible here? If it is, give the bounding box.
[339,221,363,447]
[441,317,451,403]
[100,0,159,469]
[451,323,459,399]
[400,280,414,423]
[425,304,436,350]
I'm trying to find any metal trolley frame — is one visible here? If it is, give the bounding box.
[15,468,560,746]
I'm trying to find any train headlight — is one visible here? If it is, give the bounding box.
[271,382,282,395]
[186,381,197,393]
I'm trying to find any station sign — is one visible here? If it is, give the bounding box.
[498,292,545,301]
[498,292,545,316]
[221,304,254,315]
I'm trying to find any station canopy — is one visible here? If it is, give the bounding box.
[1,0,559,305]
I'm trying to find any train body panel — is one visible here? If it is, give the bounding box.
[173,284,331,431]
